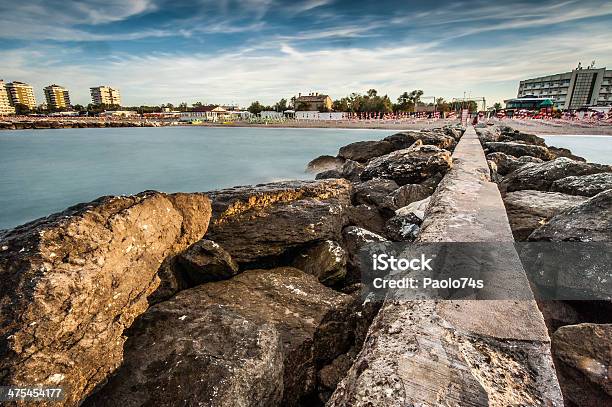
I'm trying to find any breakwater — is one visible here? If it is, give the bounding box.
[1,123,610,406]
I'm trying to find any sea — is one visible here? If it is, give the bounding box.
[0,127,610,230]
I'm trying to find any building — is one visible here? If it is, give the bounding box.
[517,65,612,109]
[179,105,232,122]
[294,93,333,111]
[0,80,16,115]
[90,86,121,106]
[44,84,71,110]
[6,81,37,109]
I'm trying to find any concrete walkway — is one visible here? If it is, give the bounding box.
[329,127,563,406]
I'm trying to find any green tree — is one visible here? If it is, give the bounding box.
[248,101,265,114]
[408,90,424,111]
[274,98,288,112]
[14,103,31,115]
[492,102,502,111]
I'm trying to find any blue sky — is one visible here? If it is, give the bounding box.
[1,0,611,107]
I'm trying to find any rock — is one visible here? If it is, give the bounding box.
[346,204,387,236]
[352,178,399,209]
[342,226,388,284]
[499,158,612,193]
[443,126,464,141]
[484,141,553,160]
[316,168,341,179]
[360,145,452,186]
[383,184,433,210]
[338,140,395,162]
[486,152,544,176]
[503,190,587,241]
[499,130,546,146]
[0,191,212,406]
[205,180,352,264]
[395,196,430,221]
[548,145,586,162]
[291,240,347,286]
[550,173,612,197]
[89,267,356,406]
[306,155,345,173]
[476,127,500,143]
[383,130,456,151]
[315,160,364,182]
[84,302,284,407]
[175,239,239,284]
[552,323,612,406]
[529,190,612,241]
[384,213,422,241]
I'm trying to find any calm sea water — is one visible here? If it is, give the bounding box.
[0,127,610,230]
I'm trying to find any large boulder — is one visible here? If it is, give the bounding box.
[176,239,239,284]
[484,141,553,160]
[352,178,399,209]
[346,204,387,236]
[384,213,422,241]
[87,268,357,406]
[486,152,543,176]
[550,173,612,197]
[499,158,612,193]
[360,145,452,186]
[205,180,352,264]
[503,190,587,241]
[306,155,345,173]
[499,130,546,146]
[548,146,586,162]
[338,140,394,162]
[382,184,432,211]
[342,226,388,284]
[529,190,612,241]
[291,240,347,286]
[316,160,364,182]
[383,130,456,151]
[552,323,612,406]
[0,191,212,406]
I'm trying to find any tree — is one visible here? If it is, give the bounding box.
[72,104,85,112]
[435,98,451,113]
[248,101,265,114]
[192,102,204,108]
[274,98,288,112]
[492,102,502,112]
[408,90,424,111]
[14,103,31,115]
[395,92,414,112]
[178,102,188,112]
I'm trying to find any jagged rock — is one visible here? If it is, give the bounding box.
[88,267,356,406]
[338,140,395,162]
[552,323,612,406]
[84,302,284,407]
[360,145,452,186]
[0,191,212,406]
[486,152,544,176]
[384,212,422,241]
[395,196,430,221]
[342,226,388,284]
[499,158,612,193]
[176,239,238,284]
[484,141,553,160]
[316,160,364,182]
[346,204,387,235]
[205,180,352,264]
[550,173,612,197]
[306,155,345,173]
[383,130,456,150]
[503,190,587,241]
[380,184,432,212]
[476,127,500,143]
[529,190,612,241]
[499,130,546,146]
[316,168,341,179]
[548,146,586,162]
[291,240,347,286]
[443,126,464,141]
[352,178,399,209]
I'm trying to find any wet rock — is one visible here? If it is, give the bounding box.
[306,155,345,173]
[316,160,364,182]
[84,302,284,407]
[360,145,452,186]
[352,178,399,209]
[503,190,587,241]
[550,172,612,197]
[316,168,341,179]
[499,158,612,193]
[176,239,239,284]
[338,140,395,162]
[291,240,347,286]
[0,191,212,406]
[486,152,544,176]
[548,146,586,162]
[552,323,612,407]
[382,184,432,211]
[205,179,352,264]
[499,130,546,146]
[484,141,553,160]
[342,226,388,284]
[529,190,612,241]
[346,204,387,236]
[383,130,456,151]
[384,213,422,241]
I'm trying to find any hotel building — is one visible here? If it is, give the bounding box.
[0,80,16,115]
[90,86,121,106]
[517,65,612,109]
[44,84,71,110]
[6,81,37,109]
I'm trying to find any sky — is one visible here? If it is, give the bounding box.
[1,0,611,107]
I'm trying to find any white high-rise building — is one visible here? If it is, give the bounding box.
[0,80,16,115]
[90,86,122,106]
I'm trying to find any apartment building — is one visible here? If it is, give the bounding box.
[0,80,16,115]
[517,65,612,109]
[90,86,122,106]
[44,84,71,110]
[294,93,333,111]
[6,81,37,109]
